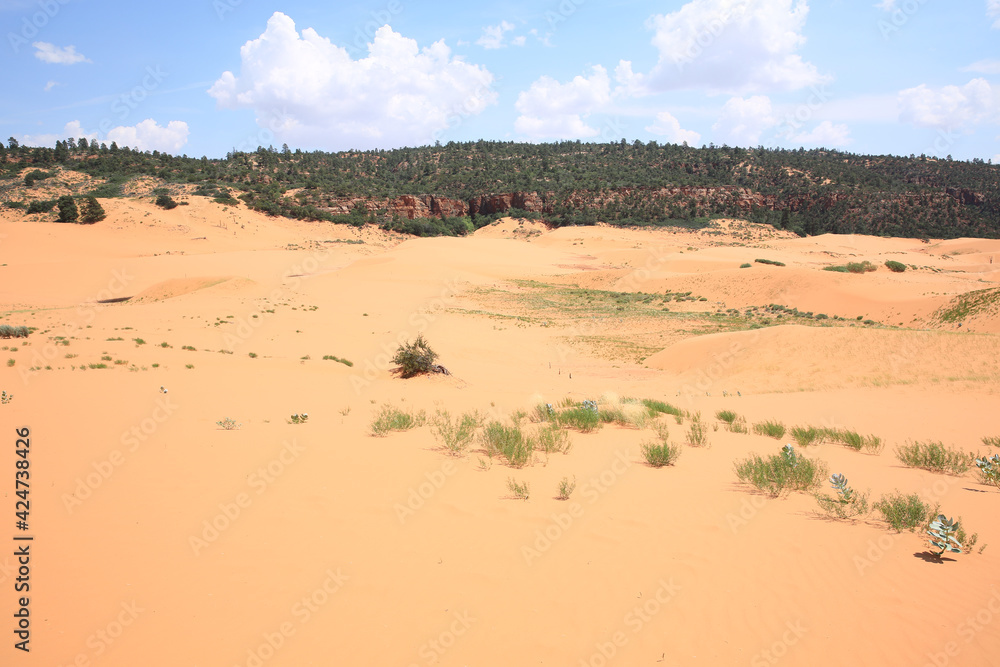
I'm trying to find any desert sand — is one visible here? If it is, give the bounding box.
[1,198,999,667]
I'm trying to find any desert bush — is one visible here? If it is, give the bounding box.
[557,405,601,432]
[895,441,974,475]
[155,193,178,209]
[392,334,438,378]
[927,515,963,557]
[716,410,738,425]
[557,476,576,500]
[287,413,309,424]
[0,325,29,339]
[642,441,681,467]
[734,445,827,497]
[217,417,241,430]
[821,428,884,454]
[790,426,821,446]
[642,398,683,418]
[532,402,557,423]
[753,420,786,439]
[873,492,938,532]
[535,423,572,456]
[322,354,353,367]
[430,409,482,456]
[480,421,534,467]
[755,258,786,267]
[983,436,1000,448]
[740,263,752,268]
[975,454,1000,489]
[885,260,907,273]
[686,412,709,447]
[26,199,56,214]
[507,478,530,500]
[597,396,649,428]
[370,404,426,437]
[814,473,869,520]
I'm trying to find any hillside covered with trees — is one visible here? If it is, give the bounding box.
[1,137,998,239]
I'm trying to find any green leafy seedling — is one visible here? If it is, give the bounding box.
[927,515,963,558]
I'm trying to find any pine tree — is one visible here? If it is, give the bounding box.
[79,196,106,224]
[56,195,78,223]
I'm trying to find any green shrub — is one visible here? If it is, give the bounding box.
[686,412,709,447]
[480,421,534,467]
[975,454,1000,489]
[873,492,938,532]
[557,476,576,500]
[728,416,748,433]
[56,195,78,222]
[895,441,973,475]
[820,428,884,454]
[823,265,850,273]
[430,409,482,456]
[642,398,683,417]
[739,263,752,269]
[557,406,601,432]
[26,199,56,214]
[79,196,106,223]
[982,436,1000,448]
[535,423,572,456]
[392,334,438,378]
[716,410,738,425]
[814,473,869,520]
[734,445,827,497]
[642,441,681,467]
[755,258,786,267]
[790,426,821,446]
[0,325,29,339]
[155,193,178,209]
[885,260,906,273]
[322,354,353,367]
[927,515,964,557]
[370,404,426,437]
[507,478,530,500]
[752,420,786,439]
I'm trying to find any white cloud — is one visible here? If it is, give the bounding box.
[32,42,90,65]
[898,78,999,131]
[646,111,702,145]
[785,120,851,147]
[19,120,97,147]
[511,35,526,47]
[514,65,611,139]
[711,95,776,145]
[637,0,826,94]
[106,119,189,153]
[43,80,58,92]
[989,0,1000,28]
[875,0,897,10]
[208,12,496,150]
[961,59,1000,74]
[477,20,518,49]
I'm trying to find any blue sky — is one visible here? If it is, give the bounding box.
[2,0,998,161]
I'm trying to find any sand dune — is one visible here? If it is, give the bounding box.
[1,206,998,666]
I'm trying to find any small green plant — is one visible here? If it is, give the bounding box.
[287,413,309,424]
[217,417,241,430]
[739,263,752,268]
[1,390,12,404]
[873,492,938,532]
[641,398,683,418]
[185,364,194,369]
[87,363,107,369]
[370,404,426,437]
[160,342,171,348]
[0,325,29,339]
[815,473,869,520]
[755,258,786,267]
[716,410,738,425]
[507,478,530,500]
[557,476,576,500]
[322,355,354,367]
[430,409,483,456]
[557,405,601,432]
[134,338,146,346]
[392,334,438,378]
[975,453,1000,489]
[642,441,681,467]
[752,420,786,439]
[895,441,974,475]
[926,515,963,558]
[480,421,534,467]
[248,352,257,358]
[535,423,572,457]
[983,436,1000,448]
[728,416,748,433]
[6,358,15,367]
[686,412,708,447]
[182,345,196,351]
[885,260,907,273]
[790,426,821,447]
[734,444,827,497]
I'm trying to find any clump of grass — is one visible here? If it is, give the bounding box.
[287,413,309,424]
[873,492,938,532]
[753,420,786,439]
[739,263,752,269]
[133,338,146,345]
[557,405,601,432]
[430,409,483,457]
[641,422,680,467]
[790,426,821,447]
[369,404,426,437]
[87,363,107,369]
[755,258,786,267]
[0,325,29,339]
[217,417,241,430]
[323,354,354,367]
[895,441,974,475]
[983,436,1000,448]
[885,260,906,273]
[686,412,709,447]
[825,261,877,274]
[734,444,827,497]
[557,476,576,500]
[821,428,884,454]
[596,395,650,429]
[728,416,748,433]
[642,398,683,418]
[507,478,530,500]
[535,423,572,457]
[716,410,738,425]
[480,421,534,468]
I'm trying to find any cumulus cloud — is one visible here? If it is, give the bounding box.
[106,119,190,153]
[711,95,776,145]
[32,42,90,65]
[898,78,999,131]
[636,0,826,94]
[784,120,851,147]
[961,59,1000,74]
[514,65,611,139]
[646,111,702,145]
[208,12,497,150]
[477,20,520,49]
